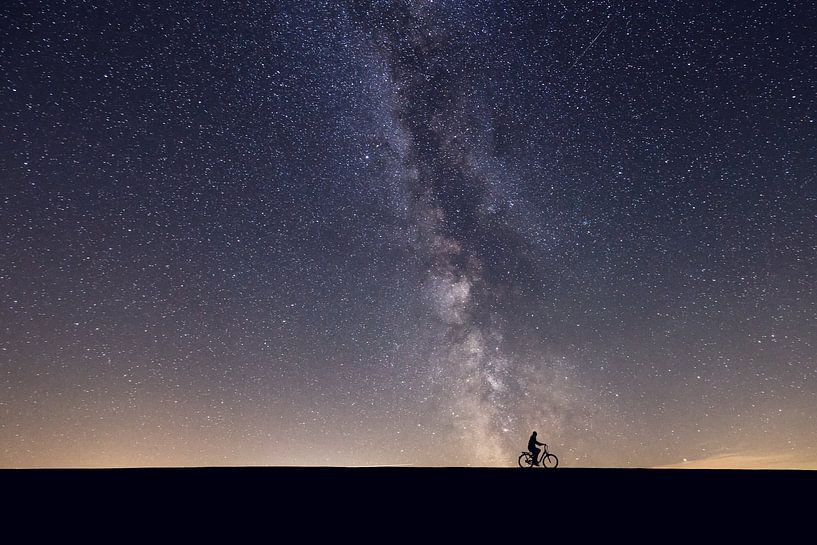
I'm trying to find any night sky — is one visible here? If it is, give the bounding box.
[2,1,816,469]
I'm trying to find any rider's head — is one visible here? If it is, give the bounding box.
[532,431,537,436]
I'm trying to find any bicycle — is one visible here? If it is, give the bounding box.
[518,443,559,468]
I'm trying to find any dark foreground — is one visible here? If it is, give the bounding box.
[3,467,813,535]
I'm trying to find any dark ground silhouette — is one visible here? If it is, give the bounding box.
[2,466,814,536]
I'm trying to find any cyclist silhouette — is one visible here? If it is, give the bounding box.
[528,431,545,466]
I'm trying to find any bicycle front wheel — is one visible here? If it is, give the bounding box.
[542,454,559,468]
[518,453,532,468]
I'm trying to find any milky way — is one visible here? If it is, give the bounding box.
[1,1,816,468]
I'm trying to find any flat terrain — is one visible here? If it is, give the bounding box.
[3,467,813,534]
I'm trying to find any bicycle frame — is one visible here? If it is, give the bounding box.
[533,444,549,464]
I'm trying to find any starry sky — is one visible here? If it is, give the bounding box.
[2,1,816,469]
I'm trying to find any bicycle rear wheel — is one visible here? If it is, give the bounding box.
[518,453,533,468]
[542,454,558,468]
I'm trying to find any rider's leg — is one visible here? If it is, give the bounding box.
[531,447,540,465]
